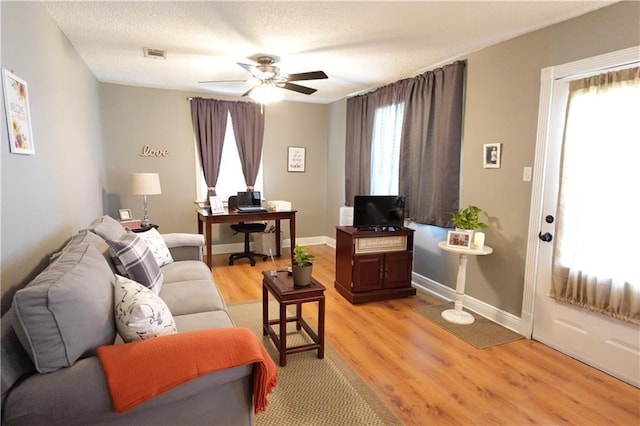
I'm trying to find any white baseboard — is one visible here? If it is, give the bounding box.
[411,272,523,334]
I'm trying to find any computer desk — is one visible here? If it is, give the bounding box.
[197,209,297,268]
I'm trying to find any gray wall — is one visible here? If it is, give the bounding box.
[1,1,105,313]
[458,0,639,316]
[2,0,638,321]
[99,83,329,242]
[326,1,639,317]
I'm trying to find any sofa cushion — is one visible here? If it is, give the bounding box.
[160,280,227,316]
[173,310,234,332]
[89,214,127,242]
[10,243,116,373]
[51,229,116,273]
[107,231,163,294]
[137,228,174,267]
[161,259,214,283]
[114,276,177,342]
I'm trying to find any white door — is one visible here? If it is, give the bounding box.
[527,47,640,387]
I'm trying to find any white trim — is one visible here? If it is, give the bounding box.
[412,272,522,334]
[534,335,640,388]
[522,45,640,339]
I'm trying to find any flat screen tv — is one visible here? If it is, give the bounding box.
[353,195,405,230]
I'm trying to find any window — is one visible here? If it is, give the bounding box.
[370,102,404,195]
[195,112,263,203]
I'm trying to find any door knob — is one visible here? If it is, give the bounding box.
[538,232,553,242]
[545,215,555,224]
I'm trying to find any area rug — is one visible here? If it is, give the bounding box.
[227,300,401,426]
[413,303,523,349]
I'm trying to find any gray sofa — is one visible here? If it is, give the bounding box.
[1,216,255,425]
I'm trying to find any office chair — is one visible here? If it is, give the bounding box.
[227,195,268,266]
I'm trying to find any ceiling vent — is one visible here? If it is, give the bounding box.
[143,47,167,60]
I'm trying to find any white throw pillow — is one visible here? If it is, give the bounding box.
[114,275,177,343]
[137,228,174,268]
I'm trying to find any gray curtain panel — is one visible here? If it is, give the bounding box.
[344,60,465,226]
[229,102,265,188]
[400,60,466,227]
[190,98,228,196]
[345,95,373,205]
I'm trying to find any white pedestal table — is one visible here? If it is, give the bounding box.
[437,241,493,325]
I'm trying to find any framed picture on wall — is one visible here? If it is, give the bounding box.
[447,230,473,249]
[2,69,35,155]
[483,143,501,168]
[287,146,306,172]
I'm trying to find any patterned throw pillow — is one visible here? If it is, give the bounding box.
[114,275,177,343]
[107,231,163,294]
[136,228,174,268]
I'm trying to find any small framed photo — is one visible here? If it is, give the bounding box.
[447,230,473,249]
[2,69,35,155]
[483,143,501,169]
[287,146,306,172]
[119,209,132,221]
[209,196,224,214]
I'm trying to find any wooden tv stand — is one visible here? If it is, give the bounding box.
[334,226,416,304]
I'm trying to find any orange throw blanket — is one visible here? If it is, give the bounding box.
[97,327,277,413]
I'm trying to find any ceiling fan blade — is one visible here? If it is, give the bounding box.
[237,62,256,73]
[286,71,328,81]
[241,86,255,97]
[281,82,317,95]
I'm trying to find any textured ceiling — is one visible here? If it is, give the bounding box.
[43,1,615,104]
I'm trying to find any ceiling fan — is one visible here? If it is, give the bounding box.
[200,54,328,99]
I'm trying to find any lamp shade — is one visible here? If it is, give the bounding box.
[130,173,161,195]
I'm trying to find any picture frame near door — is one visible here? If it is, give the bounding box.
[447,230,473,249]
[483,143,501,169]
[287,146,306,172]
[2,69,35,155]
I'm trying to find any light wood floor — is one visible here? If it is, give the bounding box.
[212,244,639,425]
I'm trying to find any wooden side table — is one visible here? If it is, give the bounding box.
[262,271,325,366]
[437,241,493,325]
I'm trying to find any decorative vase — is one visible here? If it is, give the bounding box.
[292,264,313,287]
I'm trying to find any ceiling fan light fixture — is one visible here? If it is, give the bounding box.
[250,83,284,104]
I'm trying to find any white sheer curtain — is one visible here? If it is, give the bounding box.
[551,66,640,324]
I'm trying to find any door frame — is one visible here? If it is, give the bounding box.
[520,46,640,337]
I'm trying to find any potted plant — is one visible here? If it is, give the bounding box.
[292,245,315,287]
[451,205,488,231]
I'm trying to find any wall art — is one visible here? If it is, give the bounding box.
[2,69,35,155]
[287,146,306,172]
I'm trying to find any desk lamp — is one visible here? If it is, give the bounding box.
[130,173,161,227]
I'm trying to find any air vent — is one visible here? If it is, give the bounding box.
[143,47,167,60]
